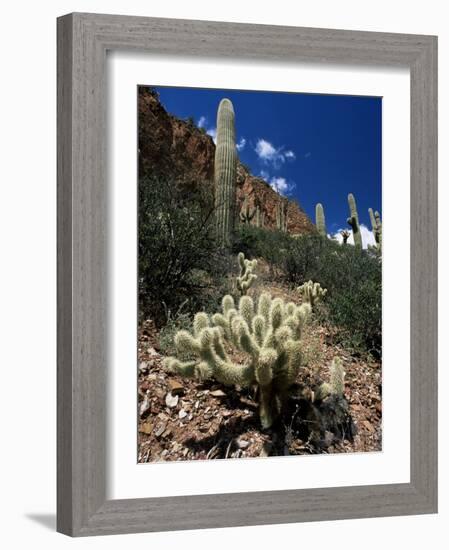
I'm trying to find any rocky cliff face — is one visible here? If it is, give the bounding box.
[138,88,315,235]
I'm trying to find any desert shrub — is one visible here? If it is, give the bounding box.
[158,307,193,358]
[232,225,292,266]
[283,235,381,355]
[138,175,233,326]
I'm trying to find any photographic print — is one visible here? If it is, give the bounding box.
[137,86,382,463]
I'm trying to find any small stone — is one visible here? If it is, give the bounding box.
[154,422,167,438]
[194,400,200,409]
[139,422,153,434]
[363,420,375,433]
[162,427,172,438]
[154,390,165,403]
[148,347,160,357]
[178,409,187,419]
[139,361,148,373]
[168,379,185,395]
[210,389,226,397]
[165,392,179,408]
[237,438,250,449]
[139,396,150,417]
[161,449,169,457]
[259,442,272,457]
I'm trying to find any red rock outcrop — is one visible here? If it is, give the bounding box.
[138,87,315,235]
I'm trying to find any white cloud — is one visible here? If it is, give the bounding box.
[332,224,376,250]
[236,137,247,151]
[254,139,295,168]
[268,176,295,196]
[198,115,207,128]
[259,169,295,196]
[207,127,217,143]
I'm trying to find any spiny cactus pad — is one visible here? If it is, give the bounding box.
[162,292,313,428]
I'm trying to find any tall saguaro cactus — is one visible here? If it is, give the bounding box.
[315,203,327,237]
[276,200,288,232]
[369,208,382,252]
[347,193,363,249]
[214,98,237,246]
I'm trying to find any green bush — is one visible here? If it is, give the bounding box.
[232,224,292,266]
[138,175,233,326]
[283,235,382,355]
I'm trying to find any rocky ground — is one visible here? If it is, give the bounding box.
[137,276,382,463]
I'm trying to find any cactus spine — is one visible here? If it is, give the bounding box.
[315,203,327,237]
[214,98,237,247]
[347,193,362,249]
[369,208,382,252]
[163,291,313,428]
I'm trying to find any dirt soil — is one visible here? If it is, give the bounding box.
[137,274,382,463]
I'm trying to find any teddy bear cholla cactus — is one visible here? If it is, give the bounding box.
[163,292,312,429]
[236,252,257,296]
[297,280,327,308]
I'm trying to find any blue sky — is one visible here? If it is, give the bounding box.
[150,86,381,240]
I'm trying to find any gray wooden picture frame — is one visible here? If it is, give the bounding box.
[57,12,438,537]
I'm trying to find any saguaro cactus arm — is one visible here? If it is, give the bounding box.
[340,229,350,244]
[239,196,256,224]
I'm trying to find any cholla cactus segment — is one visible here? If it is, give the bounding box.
[297,280,327,308]
[315,203,327,237]
[162,292,312,429]
[236,252,258,296]
[347,193,363,249]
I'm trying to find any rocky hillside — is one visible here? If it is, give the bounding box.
[138,88,315,235]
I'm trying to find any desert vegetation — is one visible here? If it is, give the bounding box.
[138,93,382,462]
